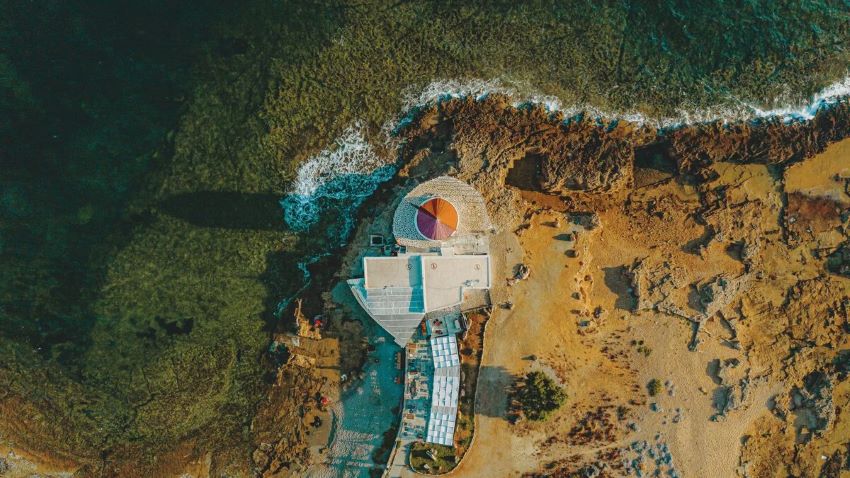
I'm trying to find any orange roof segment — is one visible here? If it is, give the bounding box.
[431,198,458,227]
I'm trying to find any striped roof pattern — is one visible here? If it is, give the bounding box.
[416,197,458,240]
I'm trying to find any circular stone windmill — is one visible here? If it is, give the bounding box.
[393,176,491,248]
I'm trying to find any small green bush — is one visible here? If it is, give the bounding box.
[514,371,567,421]
[647,378,663,397]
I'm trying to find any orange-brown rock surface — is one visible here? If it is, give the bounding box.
[386,96,850,477]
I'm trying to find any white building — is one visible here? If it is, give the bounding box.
[348,176,492,347]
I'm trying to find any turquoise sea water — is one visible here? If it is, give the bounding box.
[303,283,403,478]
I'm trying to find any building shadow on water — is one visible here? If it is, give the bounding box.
[158,190,312,333]
[158,191,285,230]
[474,365,516,418]
[258,248,310,334]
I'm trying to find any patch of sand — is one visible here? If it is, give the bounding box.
[785,139,850,202]
[448,139,850,477]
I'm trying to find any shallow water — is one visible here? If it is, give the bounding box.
[306,282,404,478]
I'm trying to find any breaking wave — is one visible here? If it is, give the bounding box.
[402,75,850,128]
[743,75,850,121]
[280,122,396,240]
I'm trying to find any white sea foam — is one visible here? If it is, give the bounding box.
[402,75,850,128]
[400,78,509,110]
[276,124,395,315]
[280,122,396,237]
[741,75,850,121]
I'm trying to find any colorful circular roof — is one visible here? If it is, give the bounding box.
[415,197,458,241]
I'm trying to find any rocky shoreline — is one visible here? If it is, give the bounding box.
[273,94,850,477]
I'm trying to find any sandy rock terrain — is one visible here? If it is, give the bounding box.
[383,97,850,477]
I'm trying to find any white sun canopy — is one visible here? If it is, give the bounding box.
[426,335,460,446]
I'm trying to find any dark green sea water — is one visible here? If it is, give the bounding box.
[2,0,850,470]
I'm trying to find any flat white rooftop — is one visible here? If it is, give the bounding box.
[362,254,490,313]
[363,255,423,289]
[349,253,490,346]
[421,255,490,311]
[350,177,491,346]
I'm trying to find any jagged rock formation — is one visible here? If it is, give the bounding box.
[697,274,753,318]
[626,258,688,315]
